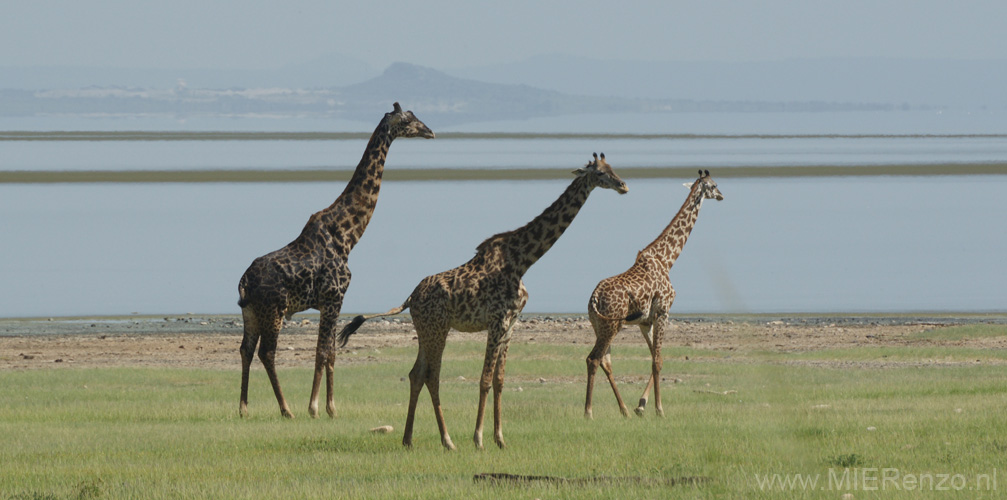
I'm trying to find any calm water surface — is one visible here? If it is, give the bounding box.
[1,176,1005,317]
[5,136,1007,172]
[2,111,1006,317]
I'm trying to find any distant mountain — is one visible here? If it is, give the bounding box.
[449,55,1007,109]
[334,62,645,124]
[0,61,913,126]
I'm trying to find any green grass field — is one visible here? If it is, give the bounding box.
[3,326,1007,499]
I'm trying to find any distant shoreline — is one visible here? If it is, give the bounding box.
[3,312,1005,333]
[3,163,1006,184]
[3,131,1007,141]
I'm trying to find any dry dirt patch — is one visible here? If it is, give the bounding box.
[3,314,1004,371]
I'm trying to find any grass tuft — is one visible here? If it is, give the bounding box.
[827,453,864,468]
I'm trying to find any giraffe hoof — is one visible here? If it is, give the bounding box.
[634,407,646,417]
[281,410,295,419]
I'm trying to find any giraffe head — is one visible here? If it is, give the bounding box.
[573,152,629,194]
[685,169,724,205]
[384,102,436,139]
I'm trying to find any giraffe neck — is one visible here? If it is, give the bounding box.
[637,184,704,272]
[314,120,393,252]
[502,175,594,276]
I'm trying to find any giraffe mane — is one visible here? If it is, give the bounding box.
[475,230,511,253]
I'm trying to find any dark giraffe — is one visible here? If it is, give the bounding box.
[237,103,434,419]
[339,153,628,449]
[584,169,723,419]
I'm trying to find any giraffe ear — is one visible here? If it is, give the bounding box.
[683,182,695,189]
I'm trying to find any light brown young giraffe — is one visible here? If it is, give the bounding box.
[584,170,723,419]
[338,153,629,449]
[237,103,434,419]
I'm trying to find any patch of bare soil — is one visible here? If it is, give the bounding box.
[1,314,1005,371]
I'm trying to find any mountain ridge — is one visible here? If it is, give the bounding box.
[1,56,997,126]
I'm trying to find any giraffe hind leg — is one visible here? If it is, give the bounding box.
[255,308,293,419]
[403,323,455,450]
[585,319,628,418]
[402,350,426,448]
[238,308,260,418]
[600,347,630,417]
[424,338,455,451]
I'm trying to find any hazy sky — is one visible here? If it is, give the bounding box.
[3,1,1005,71]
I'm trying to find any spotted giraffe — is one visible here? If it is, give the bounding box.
[338,153,629,449]
[584,170,723,419]
[237,103,434,419]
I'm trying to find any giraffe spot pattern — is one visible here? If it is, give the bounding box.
[237,103,434,419]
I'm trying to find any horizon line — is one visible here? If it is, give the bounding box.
[3,163,1005,184]
[3,131,1007,142]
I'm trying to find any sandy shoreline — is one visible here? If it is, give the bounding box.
[3,314,1006,371]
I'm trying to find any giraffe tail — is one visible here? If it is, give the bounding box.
[337,298,411,348]
[237,283,249,308]
[588,297,643,322]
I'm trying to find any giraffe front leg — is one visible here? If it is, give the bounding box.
[473,368,491,450]
[491,340,511,449]
[308,338,330,419]
[310,296,345,419]
[474,334,505,450]
[307,347,337,419]
[309,353,324,419]
[635,323,656,416]
[651,314,667,417]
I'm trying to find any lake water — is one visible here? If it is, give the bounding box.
[1,111,1006,317]
[5,135,1007,173]
[1,175,1005,318]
